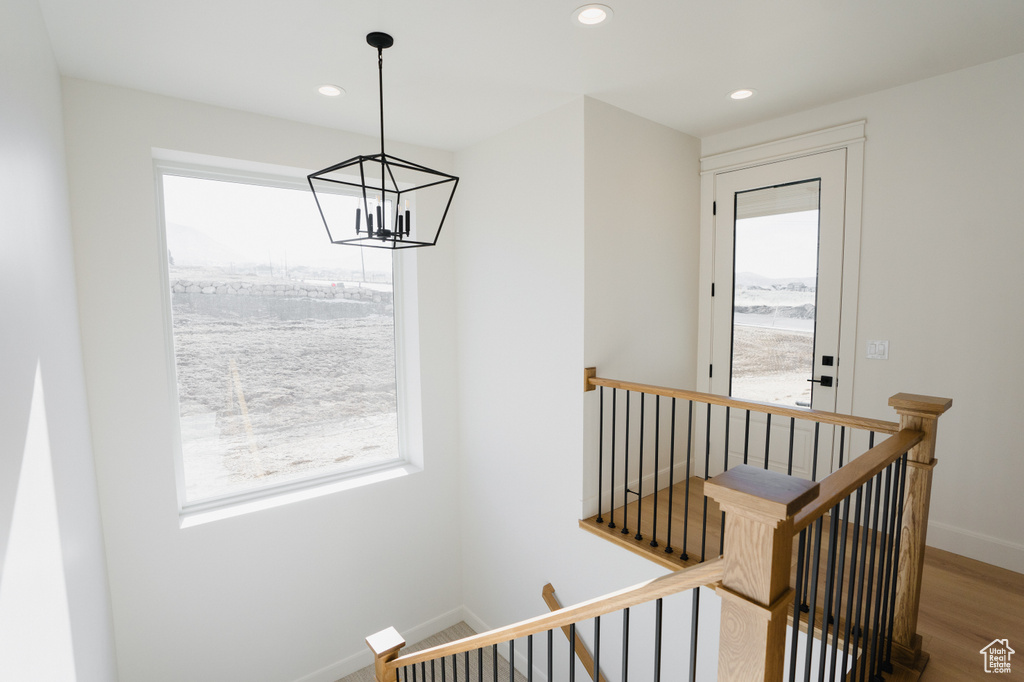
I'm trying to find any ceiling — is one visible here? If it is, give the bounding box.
[38,0,1024,151]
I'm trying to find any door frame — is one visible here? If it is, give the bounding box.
[696,121,866,418]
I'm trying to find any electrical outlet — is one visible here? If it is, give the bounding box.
[867,340,889,360]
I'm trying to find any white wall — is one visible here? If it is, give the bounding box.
[455,98,654,626]
[0,1,118,680]
[583,97,702,387]
[62,78,463,682]
[453,98,709,677]
[701,53,1024,572]
[582,98,703,516]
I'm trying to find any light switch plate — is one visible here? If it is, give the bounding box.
[867,340,889,360]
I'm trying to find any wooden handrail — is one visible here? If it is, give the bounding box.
[792,428,924,533]
[586,373,900,434]
[387,558,724,670]
[542,583,609,682]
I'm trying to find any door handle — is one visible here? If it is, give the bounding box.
[808,376,834,388]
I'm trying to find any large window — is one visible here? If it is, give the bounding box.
[158,164,407,507]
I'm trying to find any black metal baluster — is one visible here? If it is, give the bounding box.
[412,660,417,682]
[802,517,824,682]
[689,589,700,682]
[464,651,470,682]
[546,631,552,682]
[432,658,436,682]
[621,608,630,682]
[841,486,865,679]
[828,496,853,681]
[622,391,631,536]
[402,666,408,682]
[654,598,663,682]
[492,645,498,682]
[720,406,730,556]
[422,661,427,682]
[635,393,644,541]
[609,390,617,529]
[869,431,875,449]
[569,624,575,682]
[652,395,660,547]
[527,635,533,682]
[763,413,772,470]
[883,454,910,668]
[478,647,483,682]
[850,478,873,682]
[665,398,677,554]
[811,422,820,481]
[597,387,604,523]
[788,416,796,475]
[838,426,846,468]
[743,410,751,464]
[701,403,711,561]
[817,505,841,682]
[790,529,808,682]
[509,640,515,682]
[870,465,897,681]
[872,458,897,675]
[592,618,600,682]
[682,401,693,560]
[860,469,886,682]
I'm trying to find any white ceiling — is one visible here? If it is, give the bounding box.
[38,0,1024,151]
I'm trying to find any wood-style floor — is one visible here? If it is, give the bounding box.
[581,477,1024,681]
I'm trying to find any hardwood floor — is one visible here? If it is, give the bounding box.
[581,477,1024,680]
[914,547,1024,680]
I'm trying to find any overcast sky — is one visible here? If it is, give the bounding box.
[734,210,819,280]
[162,174,393,275]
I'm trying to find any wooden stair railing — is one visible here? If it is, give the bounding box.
[366,374,948,682]
[541,584,608,682]
[367,559,724,682]
[582,369,950,681]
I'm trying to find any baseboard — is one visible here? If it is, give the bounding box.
[293,606,471,682]
[926,520,1024,574]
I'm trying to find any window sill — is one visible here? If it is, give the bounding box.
[179,459,420,528]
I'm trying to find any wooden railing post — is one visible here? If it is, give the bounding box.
[706,465,819,682]
[367,627,406,682]
[887,393,952,669]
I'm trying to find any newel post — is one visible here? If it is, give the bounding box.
[706,465,819,682]
[367,627,406,682]
[887,393,952,668]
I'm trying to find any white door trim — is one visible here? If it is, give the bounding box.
[696,121,865,418]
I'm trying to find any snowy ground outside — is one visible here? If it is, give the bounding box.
[170,267,398,502]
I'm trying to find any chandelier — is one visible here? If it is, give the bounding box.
[308,32,458,250]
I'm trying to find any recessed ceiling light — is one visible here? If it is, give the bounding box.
[730,89,756,100]
[573,4,613,25]
[318,84,345,97]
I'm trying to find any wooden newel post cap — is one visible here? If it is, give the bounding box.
[367,627,405,682]
[888,393,953,418]
[367,626,406,657]
[705,465,819,521]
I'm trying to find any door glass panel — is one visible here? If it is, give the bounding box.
[731,180,820,407]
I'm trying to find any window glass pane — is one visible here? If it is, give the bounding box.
[731,180,819,407]
[162,173,399,503]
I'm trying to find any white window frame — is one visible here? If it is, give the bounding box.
[696,121,866,417]
[153,151,424,525]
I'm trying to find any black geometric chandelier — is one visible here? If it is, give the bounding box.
[308,32,458,250]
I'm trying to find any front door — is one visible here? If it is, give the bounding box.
[709,149,847,478]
